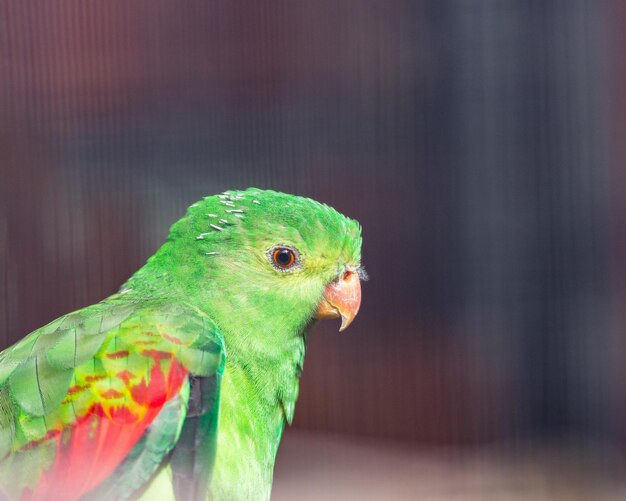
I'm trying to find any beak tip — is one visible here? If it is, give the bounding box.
[338,314,353,332]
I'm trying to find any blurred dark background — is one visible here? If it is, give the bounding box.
[1,1,625,497]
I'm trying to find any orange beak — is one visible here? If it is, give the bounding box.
[313,270,361,331]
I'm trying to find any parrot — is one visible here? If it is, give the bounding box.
[0,188,364,501]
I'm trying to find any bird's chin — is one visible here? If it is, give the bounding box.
[313,270,361,331]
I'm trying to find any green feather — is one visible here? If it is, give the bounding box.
[46,326,106,369]
[9,356,73,416]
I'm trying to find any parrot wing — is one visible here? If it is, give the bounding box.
[0,300,224,500]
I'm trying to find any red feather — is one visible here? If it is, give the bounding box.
[21,358,187,500]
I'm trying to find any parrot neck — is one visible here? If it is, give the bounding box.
[196,279,310,500]
[204,289,309,499]
[209,333,305,500]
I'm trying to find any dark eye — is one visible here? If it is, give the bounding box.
[270,246,299,270]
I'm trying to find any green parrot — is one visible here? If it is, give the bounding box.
[0,188,364,500]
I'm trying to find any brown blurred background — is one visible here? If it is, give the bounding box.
[1,1,625,498]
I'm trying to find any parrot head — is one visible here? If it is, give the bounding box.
[141,188,365,340]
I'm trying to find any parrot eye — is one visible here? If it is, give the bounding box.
[269,246,299,271]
